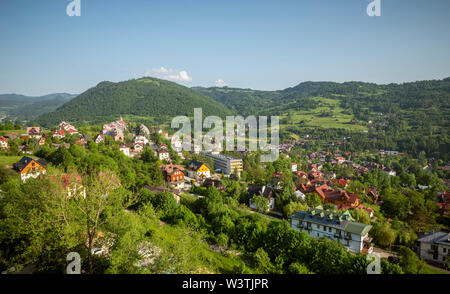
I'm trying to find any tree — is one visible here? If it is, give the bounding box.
[283,201,309,218]
[0,169,128,274]
[151,192,178,219]
[288,262,313,274]
[371,221,397,248]
[398,246,426,274]
[305,193,322,208]
[252,195,269,213]
[350,209,371,225]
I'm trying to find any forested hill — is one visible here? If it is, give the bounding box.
[194,78,450,119]
[0,93,75,120]
[35,78,234,127]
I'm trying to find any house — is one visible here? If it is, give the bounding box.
[75,139,87,147]
[335,157,346,164]
[202,178,225,192]
[289,208,373,254]
[332,178,350,188]
[53,129,65,139]
[384,168,396,176]
[102,117,127,142]
[26,127,41,138]
[20,134,30,139]
[187,161,211,180]
[110,129,124,142]
[38,137,46,146]
[58,122,78,136]
[414,231,450,266]
[18,144,32,154]
[132,143,144,153]
[119,145,131,157]
[0,136,8,150]
[248,185,276,211]
[134,135,149,145]
[13,156,47,182]
[314,184,360,207]
[157,144,170,161]
[4,133,18,140]
[94,134,105,144]
[161,164,185,189]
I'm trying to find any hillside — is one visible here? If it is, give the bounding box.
[35,78,233,127]
[194,78,450,160]
[0,93,75,120]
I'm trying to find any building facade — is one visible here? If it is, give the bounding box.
[202,152,243,175]
[289,208,373,254]
[415,231,450,266]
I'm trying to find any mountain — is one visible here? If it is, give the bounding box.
[194,78,450,160]
[194,78,450,126]
[0,93,76,120]
[35,77,234,127]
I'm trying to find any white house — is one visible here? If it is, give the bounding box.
[289,208,373,254]
[415,231,450,266]
[119,145,131,157]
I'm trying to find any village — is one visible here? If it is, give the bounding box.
[0,116,448,271]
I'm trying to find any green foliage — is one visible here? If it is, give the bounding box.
[305,193,322,208]
[252,195,269,213]
[371,221,397,248]
[151,192,178,219]
[283,201,309,218]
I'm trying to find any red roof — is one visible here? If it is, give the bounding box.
[54,129,65,136]
[0,136,7,142]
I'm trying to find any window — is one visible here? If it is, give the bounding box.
[323,226,326,231]
[329,227,332,232]
[443,248,447,253]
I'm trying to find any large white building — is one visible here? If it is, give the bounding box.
[202,152,243,175]
[289,208,373,254]
[415,231,450,266]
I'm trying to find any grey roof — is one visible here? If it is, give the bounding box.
[417,231,450,245]
[13,156,47,172]
[289,208,372,235]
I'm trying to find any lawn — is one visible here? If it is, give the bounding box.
[279,96,368,132]
[0,155,36,167]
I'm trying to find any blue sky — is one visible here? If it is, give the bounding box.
[0,0,449,96]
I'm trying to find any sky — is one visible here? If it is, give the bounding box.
[0,0,449,96]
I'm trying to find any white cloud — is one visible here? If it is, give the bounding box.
[143,67,192,82]
[215,79,228,87]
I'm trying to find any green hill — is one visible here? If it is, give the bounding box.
[35,77,234,127]
[0,93,75,120]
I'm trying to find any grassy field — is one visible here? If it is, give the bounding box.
[279,97,368,132]
[0,155,36,167]
[0,130,27,136]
